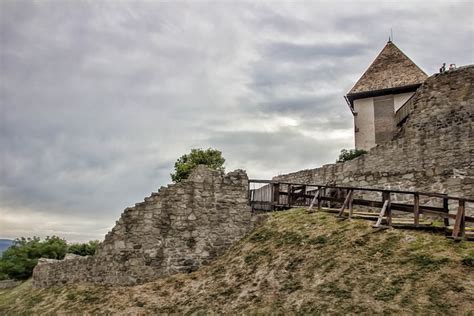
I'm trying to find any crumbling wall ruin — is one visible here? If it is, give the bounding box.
[32,66,473,288]
[33,166,254,287]
[275,66,473,211]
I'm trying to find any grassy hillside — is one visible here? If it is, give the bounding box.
[1,209,473,314]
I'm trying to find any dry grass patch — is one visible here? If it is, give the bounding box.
[1,209,473,314]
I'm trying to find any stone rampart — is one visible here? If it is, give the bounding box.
[275,66,473,211]
[33,166,254,287]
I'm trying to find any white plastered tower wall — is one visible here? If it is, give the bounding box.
[354,91,416,150]
[346,41,428,150]
[354,97,375,150]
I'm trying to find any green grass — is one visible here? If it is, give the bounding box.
[0,208,473,315]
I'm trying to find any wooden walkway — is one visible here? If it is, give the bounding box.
[248,180,474,241]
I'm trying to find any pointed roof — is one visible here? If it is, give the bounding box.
[347,41,427,96]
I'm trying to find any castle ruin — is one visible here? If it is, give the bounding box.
[33,42,473,287]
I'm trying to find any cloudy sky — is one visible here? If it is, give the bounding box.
[1,0,472,242]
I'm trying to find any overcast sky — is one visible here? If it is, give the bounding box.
[1,0,472,242]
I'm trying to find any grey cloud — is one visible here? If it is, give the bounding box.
[258,96,332,113]
[264,41,369,61]
[207,127,350,179]
[1,0,472,241]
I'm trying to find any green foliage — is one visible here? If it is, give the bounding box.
[0,237,99,281]
[0,236,67,280]
[67,240,100,256]
[461,251,474,267]
[336,148,367,163]
[400,253,450,271]
[170,148,225,183]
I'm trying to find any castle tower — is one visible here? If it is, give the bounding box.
[345,41,427,150]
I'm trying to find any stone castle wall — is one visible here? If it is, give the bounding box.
[275,66,473,212]
[33,166,254,287]
[32,66,473,288]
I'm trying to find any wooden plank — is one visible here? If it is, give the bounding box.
[248,179,275,184]
[374,200,389,228]
[452,200,465,238]
[317,197,474,220]
[384,192,392,226]
[322,187,327,208]
[414,193,420,226]
[272,183,280,208]
[308,189,320,212]
[287,184,292,208]
[302,185,307,206]
[338,189,353,217]
[269,194,474,223]
[422,209,474,223]
[348,190,354,219]
[317,186,322,211]
[249,180,474,203]
[447,226,474,232]
[443,197,449,227]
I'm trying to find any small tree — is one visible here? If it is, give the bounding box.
[67,240,100,256]
[171,148,225,183]
[0,236,67,280]
[337,148,367,163]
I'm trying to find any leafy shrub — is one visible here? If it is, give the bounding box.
[0,236,67,280]
[170,148,225,183]
[0,237,100,280]
[336,149,367,163]
[67,240,100,256]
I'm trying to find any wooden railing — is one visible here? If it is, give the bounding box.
[395,94,416,126]
[248,180,473,240]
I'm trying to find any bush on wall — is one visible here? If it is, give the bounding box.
[336,149,367,163]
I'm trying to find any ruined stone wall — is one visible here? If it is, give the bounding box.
[275,66,473,211]
[33,166,254,287]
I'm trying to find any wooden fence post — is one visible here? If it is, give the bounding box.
[288,184,292,208]
[304,185,307,205]
[414,193,420,226]
[452,199,465,239]
[383,191,392,226]
[317,186,322,210]
[443,197,450,227]
[323,187,327,208]
[338,189,354,217]
[348,189,354,219]
[308,188,320,213]
[272,182,280,210]
[374,200,389,228]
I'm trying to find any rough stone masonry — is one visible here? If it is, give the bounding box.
[33,166,254,287]
[33,65,473,288]
[275,65,473,214]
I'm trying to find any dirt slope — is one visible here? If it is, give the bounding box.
[1,209,473,314]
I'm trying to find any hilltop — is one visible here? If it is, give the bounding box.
[1,209,473,314]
